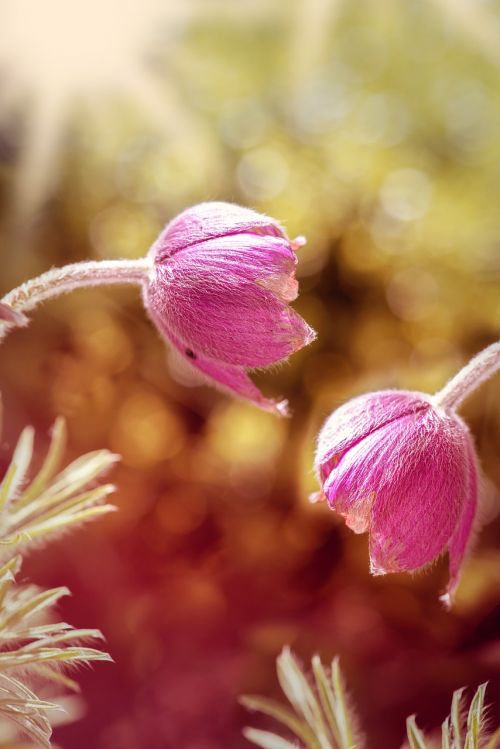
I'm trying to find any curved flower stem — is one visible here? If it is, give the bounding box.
[434,342,500,411]
[0,259,152,343]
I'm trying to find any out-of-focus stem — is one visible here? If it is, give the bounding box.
[0,259,151,343]
[434,342,500,411]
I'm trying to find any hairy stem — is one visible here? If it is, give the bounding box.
[434,342,500,411]
[0,259,151,343]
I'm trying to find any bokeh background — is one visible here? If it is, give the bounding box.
[0,1,499,747]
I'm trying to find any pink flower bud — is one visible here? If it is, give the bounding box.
[143,202,316,414]
[314,390,481,605]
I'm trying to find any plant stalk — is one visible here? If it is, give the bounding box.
[0,259,151,343]
[434,342,500,411]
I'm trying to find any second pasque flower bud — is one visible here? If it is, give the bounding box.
[314,390,480,605]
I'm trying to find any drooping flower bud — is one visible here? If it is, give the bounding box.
[314,390,480,605]
[143,202,316,414]
[0,202,315,412]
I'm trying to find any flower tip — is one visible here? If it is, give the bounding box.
[258,398,290,417]
[304,325,317,346]
[309,491,326,504]
[439,591,452,610]
[274,399,290,417]
[369,559,389,577]
[290,235,307,251]
[440,577,459,609]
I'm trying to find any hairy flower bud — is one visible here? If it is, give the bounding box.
[144,202,316,414]
[314,390,481,604]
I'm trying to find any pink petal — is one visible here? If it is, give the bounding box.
[316,390,430,483]
[368,410,469,573]
[322,433,382,533]
[151,202,286,260]
[441,432,478,607]
[173,232,299,300]
[146,237,314,368]
[322,407,467,572]
[150,323,289,415]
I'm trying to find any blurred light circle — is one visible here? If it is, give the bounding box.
[90,204,159,259]
[219,99,270,149]
[379,168,433,221]
[236,147,289,200]
[386,268,439,321]
[110,387,186,468]
[288,78,351,137]
[354,94,411,146]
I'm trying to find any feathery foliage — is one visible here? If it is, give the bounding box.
[0,555,112,748]
[0,412,118,747]
[405,679,499,749]
[0,415,118,556]
[241,646,363,749]
[242,648,500,749]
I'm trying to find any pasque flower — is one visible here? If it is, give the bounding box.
[0,202,315,414]
[314,342,500,605]
[144,202,315,414]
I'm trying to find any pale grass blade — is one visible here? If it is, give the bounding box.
[243,727,300,749]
